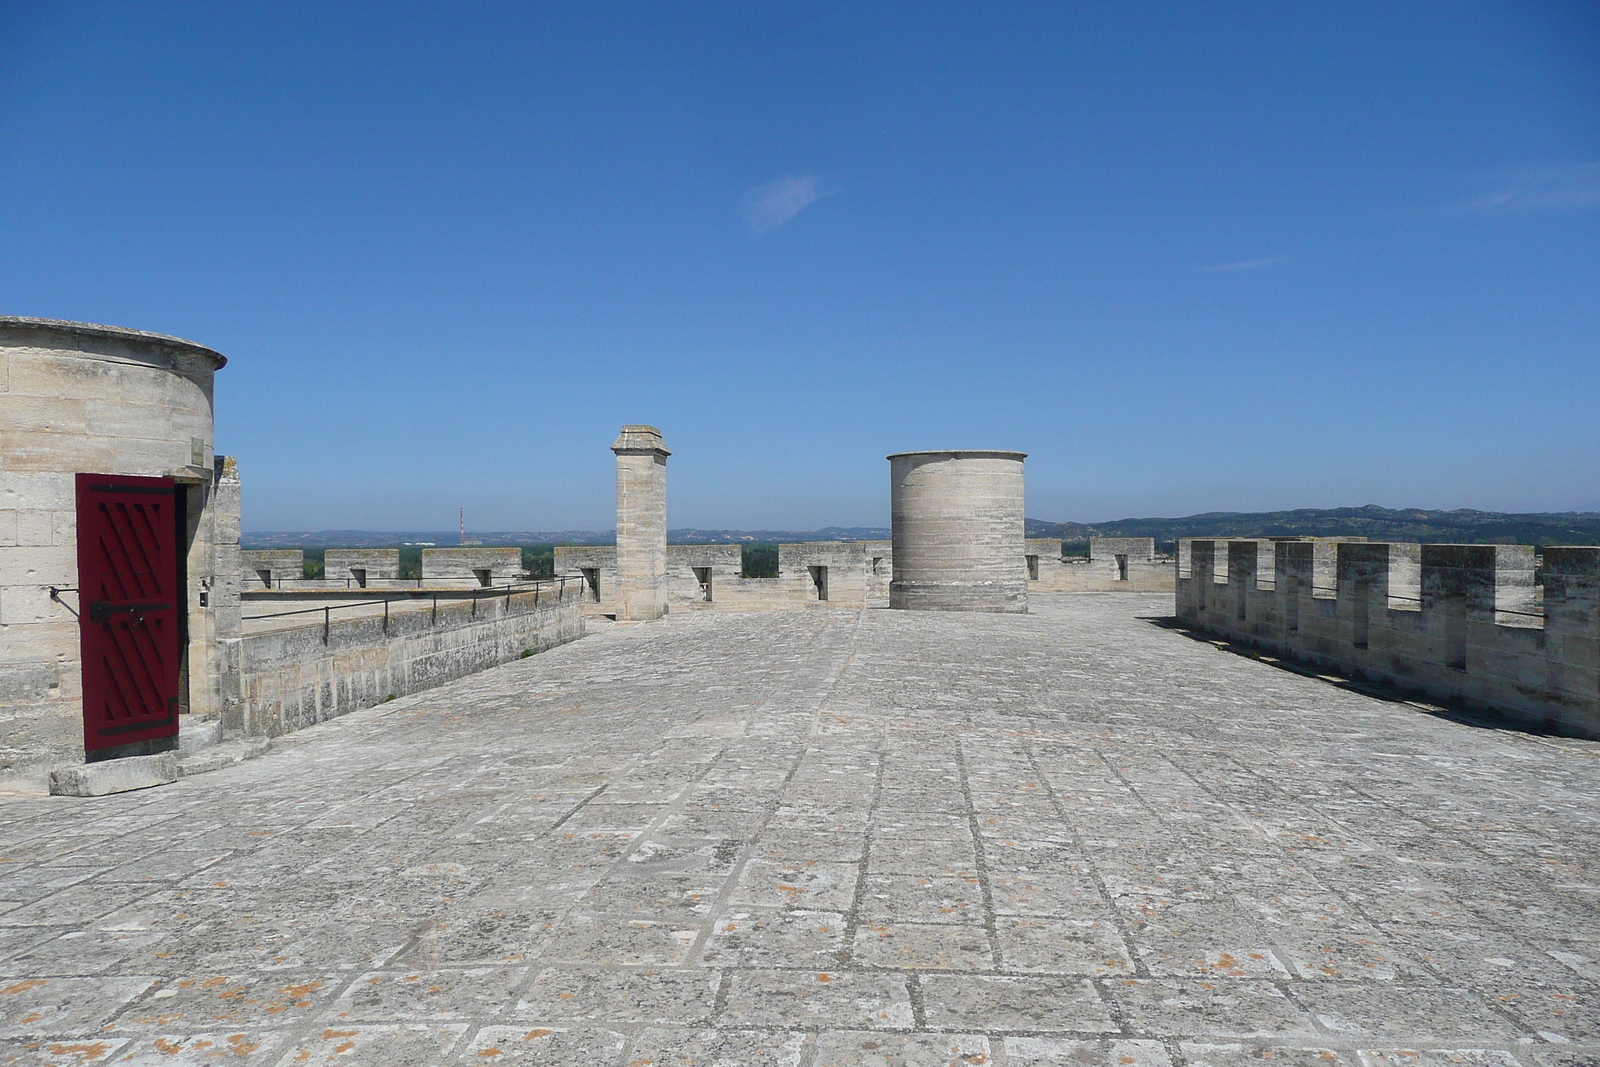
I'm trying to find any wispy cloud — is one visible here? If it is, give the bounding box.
[1457,161,1600,213]
[738,175,834,235]
[1202,254,1285,273]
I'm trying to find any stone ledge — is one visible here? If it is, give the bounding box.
[179,717,222,753]
[177,738,271,778]
[48,752,178,797]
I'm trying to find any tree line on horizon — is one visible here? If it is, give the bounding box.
[255,505,1600,579]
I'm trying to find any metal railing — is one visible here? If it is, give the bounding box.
[241,576,578,643]
[242,574,558,590]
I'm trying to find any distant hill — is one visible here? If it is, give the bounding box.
[1025,505,1600,548]
[244,507,1600,551]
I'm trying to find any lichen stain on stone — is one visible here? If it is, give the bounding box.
[2,979,51,994]
[42,1042,115,1062]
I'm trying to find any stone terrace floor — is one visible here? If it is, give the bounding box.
[2,593,1599,1067]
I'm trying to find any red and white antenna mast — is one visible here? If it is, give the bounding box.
[459,507,465,544]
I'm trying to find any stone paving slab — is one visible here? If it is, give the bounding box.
[1,593,1598,1066]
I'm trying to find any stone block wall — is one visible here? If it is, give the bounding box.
[202,457,244,731]
[556,535,1171,616]
[241,550,303,589]
[1177,538,1600,738]
[666,544,743,609]
[421,547,521,586]
[1026,537,1174,593]
[612,426,671,621]
[0,318,231,780]
[861,540,893,600]
[555,544,790,612]
[888,450,1028,613]
[554,541,894,613]
[324,549,401,586]
[233,582,585,739]
[554,545,616,607]
[1,469,90,778]
[780,541,880,605]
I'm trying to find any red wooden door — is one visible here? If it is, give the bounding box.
[75,474,182,755]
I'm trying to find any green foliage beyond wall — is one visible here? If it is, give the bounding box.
[295,544,553,581]
[742,543,778,579]
[521,545,555,579]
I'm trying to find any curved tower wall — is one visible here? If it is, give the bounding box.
[889,450,1028,613]
[0,317,234,776]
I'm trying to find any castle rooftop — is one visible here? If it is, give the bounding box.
[0,594,1595,1062]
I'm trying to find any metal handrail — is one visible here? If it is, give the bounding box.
[243,573,557,590]
[242,576,574,642]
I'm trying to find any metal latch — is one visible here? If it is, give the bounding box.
[88,601,170,623]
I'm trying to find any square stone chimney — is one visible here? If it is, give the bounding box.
[611,425,671,621]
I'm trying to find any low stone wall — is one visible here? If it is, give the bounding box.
[780,541,892,605]
[231,583,585,739]
[1177,538,1600,738]
[241,549,303,589]
[324,548,400,585]
[557,536,1166,613]
[665,544,743,609]
[1027,538,1174,593]
[421,546,521,585]
[556,542,893,613]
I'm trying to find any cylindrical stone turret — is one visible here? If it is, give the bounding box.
[0,317,235,771]
[889,449,1028,613]
[611,425,671,621]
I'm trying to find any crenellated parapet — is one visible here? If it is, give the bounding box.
[1177,538,1600,737]
[1030,537,1174,592]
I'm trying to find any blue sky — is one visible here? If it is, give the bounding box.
[2,2,1596,531]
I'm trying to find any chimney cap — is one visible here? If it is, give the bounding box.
[612,425,671,456]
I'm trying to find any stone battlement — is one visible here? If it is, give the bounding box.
[557,535,1171,615]
[242,546,527,591]
[1026,537,1174,593]
[555,541,892,613]
[1177,537,1600,737]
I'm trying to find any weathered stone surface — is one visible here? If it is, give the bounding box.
[612,425,670,621]
[175,737,271,777]
[890,449,1028,612]
[558,533,1167,615]
[556,539,895,614]
[177,716,221,752]
[421,546,521,586]
[236,583,585,738]
[1028,536,1176,593]
[1,592,1596,1064]
[46,752,178,796]
[1179,538,1600,737]
[240,548,303,589]
[324,547,400,585]
[0,318,233,780]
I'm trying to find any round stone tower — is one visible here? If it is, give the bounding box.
[888,449,1028,613]
[0,317,235,778]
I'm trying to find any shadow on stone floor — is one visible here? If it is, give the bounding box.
[1137,612,1598,749]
